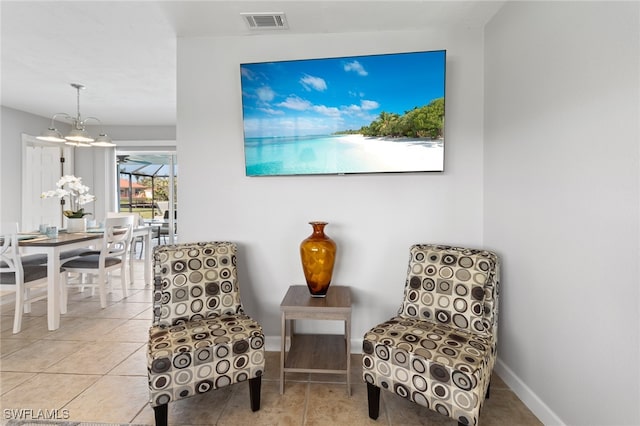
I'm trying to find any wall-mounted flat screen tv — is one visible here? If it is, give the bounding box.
[240,49,445,176]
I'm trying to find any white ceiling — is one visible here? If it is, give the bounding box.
[0,1,505,126]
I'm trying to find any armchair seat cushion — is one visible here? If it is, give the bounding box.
[148,313,265,407]
[363,315,496,425]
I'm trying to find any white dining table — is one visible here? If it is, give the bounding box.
[19,226,154,331]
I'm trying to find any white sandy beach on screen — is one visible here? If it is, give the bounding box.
[336,133,437,144]
[335,133,443,171]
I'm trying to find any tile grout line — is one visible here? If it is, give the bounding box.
[103,341,146,376]
[128,400,152,425]
[301,380,310,426]
[214,384,236,426]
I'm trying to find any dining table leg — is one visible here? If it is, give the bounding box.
[46,247,61,330]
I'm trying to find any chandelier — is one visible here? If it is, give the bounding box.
[37,83,115,147]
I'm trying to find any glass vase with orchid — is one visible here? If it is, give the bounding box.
[41,175,96,218]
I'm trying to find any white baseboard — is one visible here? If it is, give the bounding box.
[264,335,281,352]
[494,358,565,425]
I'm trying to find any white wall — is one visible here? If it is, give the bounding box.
[0,107,59,223]
[484,2,639,425]
[177,28,487,343]
[96,125,176,141]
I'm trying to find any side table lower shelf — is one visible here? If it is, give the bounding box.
[284,334,348,373]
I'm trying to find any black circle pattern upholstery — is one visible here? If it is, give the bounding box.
[148,242,265,408]
[362,244,499,426]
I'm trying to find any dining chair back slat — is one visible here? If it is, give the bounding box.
[106,212,143,279]
[1,223,22,282]
[0,222,50,333]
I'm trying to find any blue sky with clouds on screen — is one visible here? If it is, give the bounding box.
[240,50,445,138]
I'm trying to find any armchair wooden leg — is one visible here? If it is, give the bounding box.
[153,403,168,426]
[367,382,381,420]
[249,376,262,412]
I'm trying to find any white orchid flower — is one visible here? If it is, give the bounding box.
[41,175,95,217]
[77,194,96,205]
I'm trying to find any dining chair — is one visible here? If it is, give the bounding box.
[362,244,500,426]
[158,210,177,244]
[0,222,51,333]
[60,216,133,309]
[148,242,264,426]
[77,212,142,286]
[106,212,144,284]
[132,224,145,259]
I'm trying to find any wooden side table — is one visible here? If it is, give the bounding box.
[280,285,352,395]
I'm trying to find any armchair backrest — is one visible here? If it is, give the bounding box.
[152,241,243,327]
[398,244,499,338]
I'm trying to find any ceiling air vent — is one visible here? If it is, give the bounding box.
[241,13,288,30]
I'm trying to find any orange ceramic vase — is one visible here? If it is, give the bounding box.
[300,221,337,297]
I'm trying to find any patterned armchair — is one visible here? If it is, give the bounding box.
[362,244,500,426]
[148,242,265,426]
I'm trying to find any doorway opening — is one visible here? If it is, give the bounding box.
[21,133,74,231]
[116,151,177,245]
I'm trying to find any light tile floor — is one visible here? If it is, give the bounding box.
[0,259,542,425]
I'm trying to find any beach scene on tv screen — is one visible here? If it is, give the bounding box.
[240,50,445,176]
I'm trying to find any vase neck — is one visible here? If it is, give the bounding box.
[310,222,327,236]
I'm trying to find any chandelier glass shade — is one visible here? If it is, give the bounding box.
[37,83,115,147]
